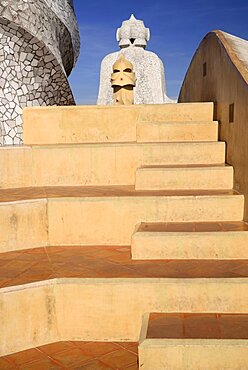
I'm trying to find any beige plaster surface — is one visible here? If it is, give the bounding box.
[23,103,213,145]
[179,30,248,221]
[0,199,48,252]
[131,231,248,260]
[0,142,226,188]
[138,103,213,122]
[135,165,233,190]
[139,339,248,370]
[1,277,248,356]
[23,105,139,145]
[48,194,243,246]
[0,282,58,356]
[137,121,218,142]
[0,147,32,189]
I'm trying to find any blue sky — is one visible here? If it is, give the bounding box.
[69,0,248,104]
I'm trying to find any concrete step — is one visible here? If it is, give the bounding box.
[139,313,248,370]
[0,142,226,188]
[23,103,214,145]
[131,221,248,260]
[0,187,243,251]
[0,246,248,355]
[137,121,218,143]
[135,164,233,190]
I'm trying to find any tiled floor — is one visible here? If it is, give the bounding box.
[0,246,248,288]
[0,341,138,369]
[147,313,248,339]
[138,221,248,232]
[0,185,239,203]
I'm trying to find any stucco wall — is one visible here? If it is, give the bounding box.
[179,30,248,221]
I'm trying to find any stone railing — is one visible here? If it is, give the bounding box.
[0,0,80,145]
[179,30,248,221]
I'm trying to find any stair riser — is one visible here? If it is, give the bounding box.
[48,196,244,246]
[135,167,233,190]
[0,195,243,251]
[0,200,48,252]
[139,340,248,370]
[132,232,248,260]
[1,278,248,356]
[23,103,214,145]
[0,143,226,188]
[137,122,218,143]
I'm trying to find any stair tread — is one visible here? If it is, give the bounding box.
[0,341,138,368]
[1,246,248,289]
[138,163,230,169]
[147,313,248,339]
[0,186,240,203]
[25,141,224,148]
[138,221,248,233]
[140,120,218,124]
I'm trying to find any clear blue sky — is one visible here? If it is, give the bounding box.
[69,0,248,104]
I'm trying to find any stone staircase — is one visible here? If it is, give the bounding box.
[0,103,248,369]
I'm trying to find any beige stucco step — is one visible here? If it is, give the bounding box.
[23,103,214,145]
[0,142,225,189]
[137,121,218,143]
[131,221,248,260]
[1,275,248,356]
[0,187,243,251]
[135,165,233,190]
[139,313,248,370]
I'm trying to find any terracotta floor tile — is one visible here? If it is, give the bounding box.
[141,164,228,169]
[19,358,63,369]
[147,313,248,340]
[124,364,139,370]
[0,260,36,278]
[138,221,248,233]
[147,315,183,339]
[221,221,248,231]
[1,342,139,370]
[101,349,137,369]
[184,314,220,339]
[0,278,13,288]
[229,264,248,277]
[220,314,248,339]
[1,246,248,286]
[79,342,120,357]
[49,348,92,367]
[37,341,75,356]
[116,343,138,354]
[70,341,92,348]
[4,348,46,365]
[0,251,24,261]
[194,222,222,232]
[138,222,168,232]
[0,185,240,203]
[0,358,15,369]
[166,222,195,232]
[73,359,115,370]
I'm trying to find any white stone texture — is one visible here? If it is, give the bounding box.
[0,0,80,145]
[116,14,150,49]
[0,0,80,75]
[98,15,173,105]
[0,19,75,145]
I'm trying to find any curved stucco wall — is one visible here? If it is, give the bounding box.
[0,0,80,145]
[179,30,248,220]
